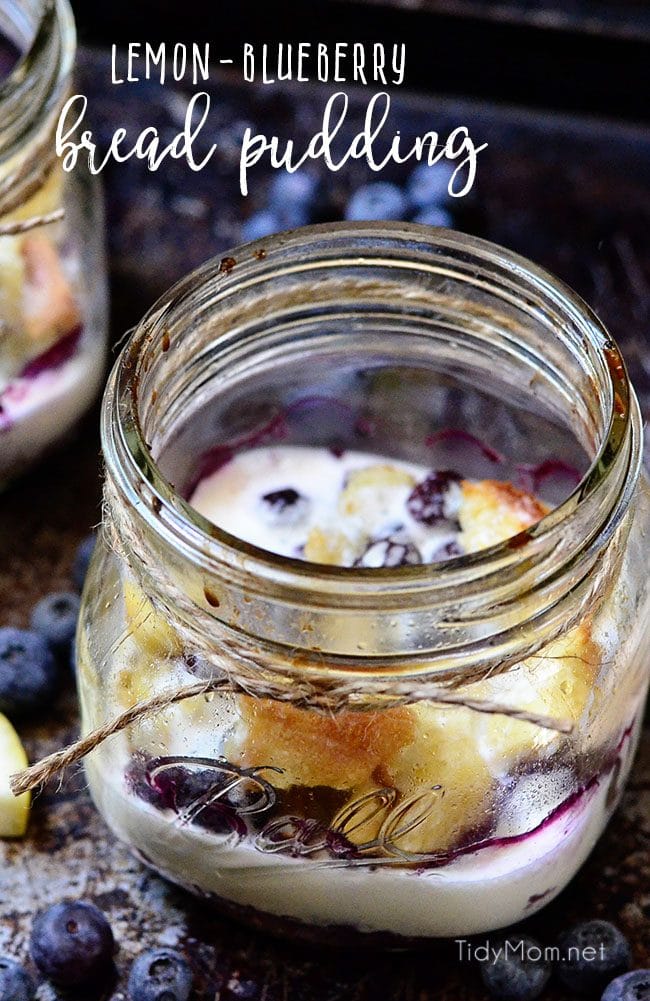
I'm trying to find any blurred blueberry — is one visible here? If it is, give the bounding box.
[73,534,96,592]
[0,956,35,1001]
[480,935,551,1001]
[0,628,58,718]
[31,592,80,656]
[602,970,650,1000]
[269,170,319,209]
[345,182,408,222]
[557,920,631,995]
[275,202,311,229]
[406,161,456,207]
[242,210,282,241]
[412,205,453,228]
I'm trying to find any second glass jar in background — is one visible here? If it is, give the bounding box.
[77,225,650,942]
[0,0,108,485]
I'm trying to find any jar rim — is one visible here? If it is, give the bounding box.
[103,223,642,604]
[0,0,75,165]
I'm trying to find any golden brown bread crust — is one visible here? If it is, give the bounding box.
[459,479,550,553]
[231,699,415,791]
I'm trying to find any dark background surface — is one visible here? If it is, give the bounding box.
[69,0,650,121]
[0,3,649,998]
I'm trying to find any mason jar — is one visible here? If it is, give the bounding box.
[77,224,650,942]
[0,0,108,485]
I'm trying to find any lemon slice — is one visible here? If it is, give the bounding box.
[0,713,30,838]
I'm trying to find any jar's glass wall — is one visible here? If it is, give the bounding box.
[77,228,650,940]
[78,495,649,938]
[0,0,108,484]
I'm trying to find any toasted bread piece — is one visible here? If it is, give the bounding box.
[21,233,80,345]
[459,479,549,553]
[229,699,415,791]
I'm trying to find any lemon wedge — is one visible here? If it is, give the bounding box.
[0,713,30,838]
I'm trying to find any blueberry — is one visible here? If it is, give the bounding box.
[412,205,453,228]
[30,901,115,987]
[30,591,80,655]
[406,161,456,207]
[262,487,301,509]
[125,754,247,837]
[260,488,310,526]
[73,533,96,591]
[356,532,421,568]
[242,210,282,241]
[602,970,650,1000]
[344,182,408,222]
[275,202,311,229]
[406,470,462,526]
[557,920,632,995]
[127,947,192,1001]
[480,935,551,1001]
[0,628,58,718]
[269,170,319,209]
[430,539,463,561]
[0,957,35,1001]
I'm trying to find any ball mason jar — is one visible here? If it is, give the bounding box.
[77,224,650,942]
[0,0,108,485]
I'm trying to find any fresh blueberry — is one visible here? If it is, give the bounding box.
[73,534,96,591]
[30,901,115,987]
[480,935,551,1001]
[127,947,192,1001]
[406,160,456,207]
[0,628,58,718]
[557,920,632,995]
[0,957,35,1001]
[269,170,319,209]
[345,182,408,222]
[30,591,80,655]
[412,205,453,228]
[602,970,650,1000]
[406,470,462,526]
[242,210,282,241]
[355,531,421,568]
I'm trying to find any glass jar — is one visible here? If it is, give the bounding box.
[77,224,650,942]
[0,0,108,485]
